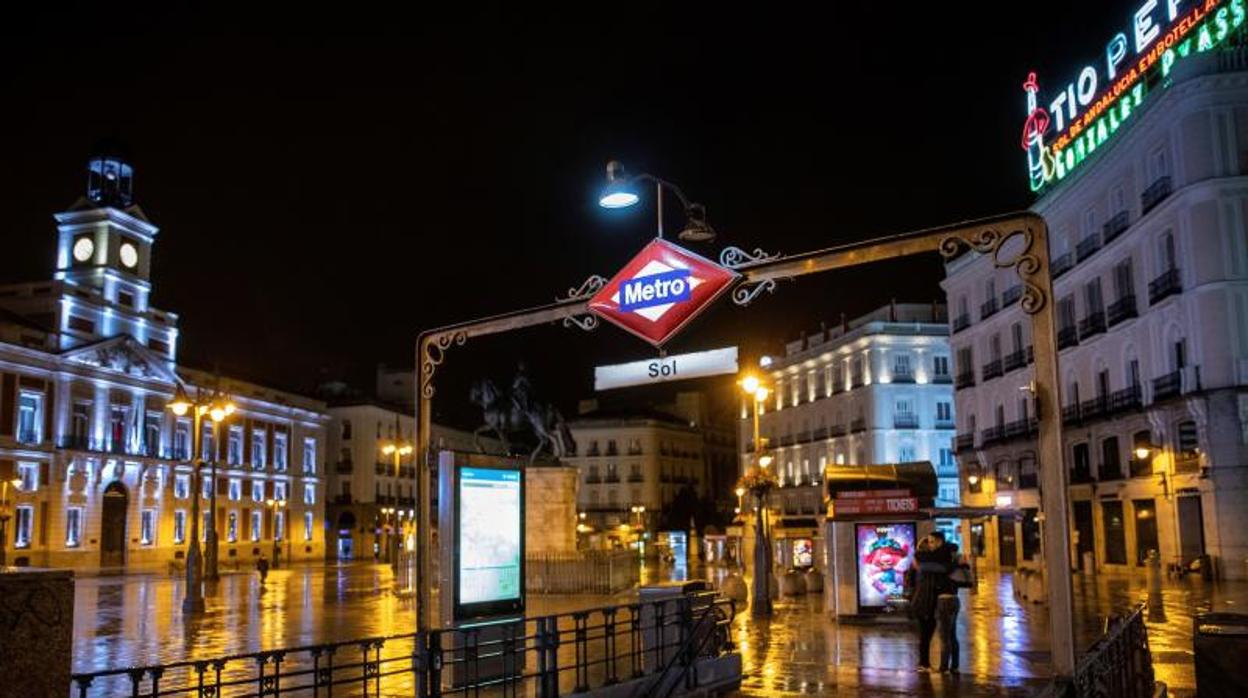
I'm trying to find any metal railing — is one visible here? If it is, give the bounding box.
[526,550,640,594]
[1102,210,1130,243]
[1141,175,1172,215]
[1106,294,1137,327]
[1002,284,1023,308]
[893,413,919,429]
[980,297,999,320]
[982,359,1003,380]
[71,592,737,698]
[1148,268,1181,305]
[1076,234,1102,262]
[1078,311,1106,339]
[1051,251,1075,278]
[955,371,976,390]
[952,313,971,333]
[1038,604,1154,698]
[1057,325,1079,350]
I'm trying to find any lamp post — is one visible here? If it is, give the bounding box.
[596,161,717,242]
[738,375,775,616]
[0,477,22,568]
[168,383,235,613]
[381,421,413,571]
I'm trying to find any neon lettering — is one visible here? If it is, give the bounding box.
[1136,0,1162,51]
[1107,33,1130,79]
[1077,66,1098,105]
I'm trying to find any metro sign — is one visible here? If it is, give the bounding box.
[589,239,739,347]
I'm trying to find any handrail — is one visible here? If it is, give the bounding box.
[650,597,736,698]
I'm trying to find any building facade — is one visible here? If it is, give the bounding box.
[944,49,1248,578]
[739,303,957,567]
[0,152,330,571]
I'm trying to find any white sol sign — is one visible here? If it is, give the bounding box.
[594,346,738,391]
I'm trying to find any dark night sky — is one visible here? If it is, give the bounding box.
[0,2,1131,422]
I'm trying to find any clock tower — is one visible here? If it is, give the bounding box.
[50,144,179,360]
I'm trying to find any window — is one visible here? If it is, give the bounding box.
[303,438,317,474]
[17,392,41,443]
[273,433,288,471]
[16,462,38,492]
[1085,278,1104,314]
[990,334,1002,361]
[1114,259,1134,300]
[250,511,262,542]
[228,478,242,501]
[938,448,955,468]
[274,481,287,501]
[251,480,264,503]
[956,347,973,374]
[1011,323,1024,353]
[1177,420,1199,457]
[1082,208,1097,237]
[251,429,266,468]
[1058,296,1077,330]
[304,511,314,542]
[227,427,242,465]
[893,354,911,378]
[275,511,285,541]
[66,507,83,547]
[71,402,90,441]
[1149,146,1169,181]
[227,512,238,543]
[936,402,953,422]
[14,506,33,548]
[933,356,949,377]
[1111,185,1126,213]
[304,483,316,505]
[174,473,190,499]
[823,364,834,397]
[201,423,214,461]
[173,510,186,544]
[985,278,996,304]
[790,376,801,405]
[341,420,352,440]
[899,444,917,462]
[144,411,161,455]
[140,509,156,545]
[174,420,190,459]
[1100,437,1122,479]
[1158,232,1176,273]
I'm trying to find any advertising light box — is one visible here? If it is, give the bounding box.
[855,522,916,613]
[454,464,525,619]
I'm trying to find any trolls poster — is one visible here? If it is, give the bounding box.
[855,523,916,611]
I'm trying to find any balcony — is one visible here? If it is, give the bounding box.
[952,313,971,334]
[1102,210,1130,243]
[1057,325,1079,350]
[1129,458,1152,478]
[1141,175,1172,215]
[981,359,1003,381]
[1002,285,1023,308]
[893,413,919,429]
[1076,234,1102,262]
[891,369,915,384]
[812,426,829,440]
[980,297,999,320]
[57,434,94,451]
[1106,295,1137,327]
[1108,384,1142,414]
[829,424,847,437]
[335,461,353,474]
[1080,395,1107,421]
[1003,349,1027,373]
[1051,252,1075,279]
[627,445,642,455]
[850,374,865,389]
[954,433,975,452]
[1078,311,1106,340]
[981,425,1005,445]
[1062,403,1082,425]
[1148,268,1181,305]
[1098,461,1125,481]
[605,446,619,457]
[931,373,953,385]
[627,473,643,483]
[585,474,602,484]
[1003,417,1037,439]
[850,418,867,433]
[604,474,620,484]
[1152,371,1181,401]
[934,418,955,430]
[955,371,976,390]
[1070,467,1095,484]
[17,429,40,445]
[777,434,794,447]
[794,431,811,444]
[586,446,601,457]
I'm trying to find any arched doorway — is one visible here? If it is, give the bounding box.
[335,510,357,560]
[100,481,128,568]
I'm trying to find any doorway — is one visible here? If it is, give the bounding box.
[997,515,1017,568]
[1177,495,1206,562]
[1073,500,1095,570]
[1102,500,1128,565]
[1133,499,1159,565]
[100,481,129,568]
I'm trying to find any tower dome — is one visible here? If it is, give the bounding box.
[85,139,134,208]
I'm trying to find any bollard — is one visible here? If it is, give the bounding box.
[1146,550,1167,622]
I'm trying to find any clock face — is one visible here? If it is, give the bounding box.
[72,237,95,263]
[119,242,139,269]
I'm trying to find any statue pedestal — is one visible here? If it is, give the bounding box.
[0,568,74,695]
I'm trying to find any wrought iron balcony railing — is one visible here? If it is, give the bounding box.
[952,313,971,333]
[1002,285,1023,308]
[1152,371,1181,400]
[955,371,976,390]
[893,413,919,429]
[1051,252,1075,279]
[1141,175,1172,214]
[954,433,974,452]
[981,359,1003,380]
[1003,349,1027,373]
[1078,311,1106,340]
[1076,234,1102,262]
[1106,294,1137,327]
[1102,210,1130,243]
[980,297,999,320]
[1057,326,1079,350]
[1148,268,1181,305]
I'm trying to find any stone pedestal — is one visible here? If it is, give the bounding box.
[525,465,578,554]
[0,568,74,696]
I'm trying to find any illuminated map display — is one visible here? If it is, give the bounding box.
[457,467,522,607]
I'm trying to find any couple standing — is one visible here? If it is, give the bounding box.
[909,531,972,673]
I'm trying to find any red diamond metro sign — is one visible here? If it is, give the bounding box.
[588,239,740,347]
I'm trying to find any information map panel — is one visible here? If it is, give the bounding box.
[455,465,524,619]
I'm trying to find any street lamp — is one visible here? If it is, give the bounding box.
[266,498,287,568]
[380,418,414,569]
[739,374,775,616]
[596,160,717,242]
[0,477,22,567]
[168,381,235,612]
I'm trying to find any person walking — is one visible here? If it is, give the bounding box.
[256,555,270,588]
[910,533,955,672]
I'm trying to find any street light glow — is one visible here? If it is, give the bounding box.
[758,455,773,468]
[599,190,640,209]
[741,375,760,395]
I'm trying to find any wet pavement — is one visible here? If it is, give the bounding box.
[70,562,1248,696]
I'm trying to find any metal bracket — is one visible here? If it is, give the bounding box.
[718,246,780,269]
[557,274,607,332]
[420,330,467,399]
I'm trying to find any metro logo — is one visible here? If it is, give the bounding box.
[588,239,739,347]
[620,269,692,312]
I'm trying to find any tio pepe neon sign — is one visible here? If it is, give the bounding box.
[1023,0,1246,193]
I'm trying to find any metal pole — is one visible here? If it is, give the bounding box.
[183,407,204,613]
[656,181,664,239]
[751,396,772,616]
[0,516,8,568]
[415,334,433,698]
[206,419,220,581]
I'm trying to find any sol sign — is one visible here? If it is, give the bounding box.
[1023,0,1245,192]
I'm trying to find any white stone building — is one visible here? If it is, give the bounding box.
[944,48,1248,579]
[0,150,330,571]
[740,303,958,566]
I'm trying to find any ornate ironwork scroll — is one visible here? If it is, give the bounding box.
[719,246,780,269]
[730,278,777,307]
[556,274,607,332]
[420,330,467,399]
[938,225,1047,315]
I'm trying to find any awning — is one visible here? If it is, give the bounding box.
[920,506,1024,519]
[824,461,938,505]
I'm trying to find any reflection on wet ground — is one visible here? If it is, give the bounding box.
[71,561,1247,696]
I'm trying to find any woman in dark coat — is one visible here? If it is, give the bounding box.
[910,534,956,671]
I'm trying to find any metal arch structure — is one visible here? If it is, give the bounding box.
[412,210,1076,691]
